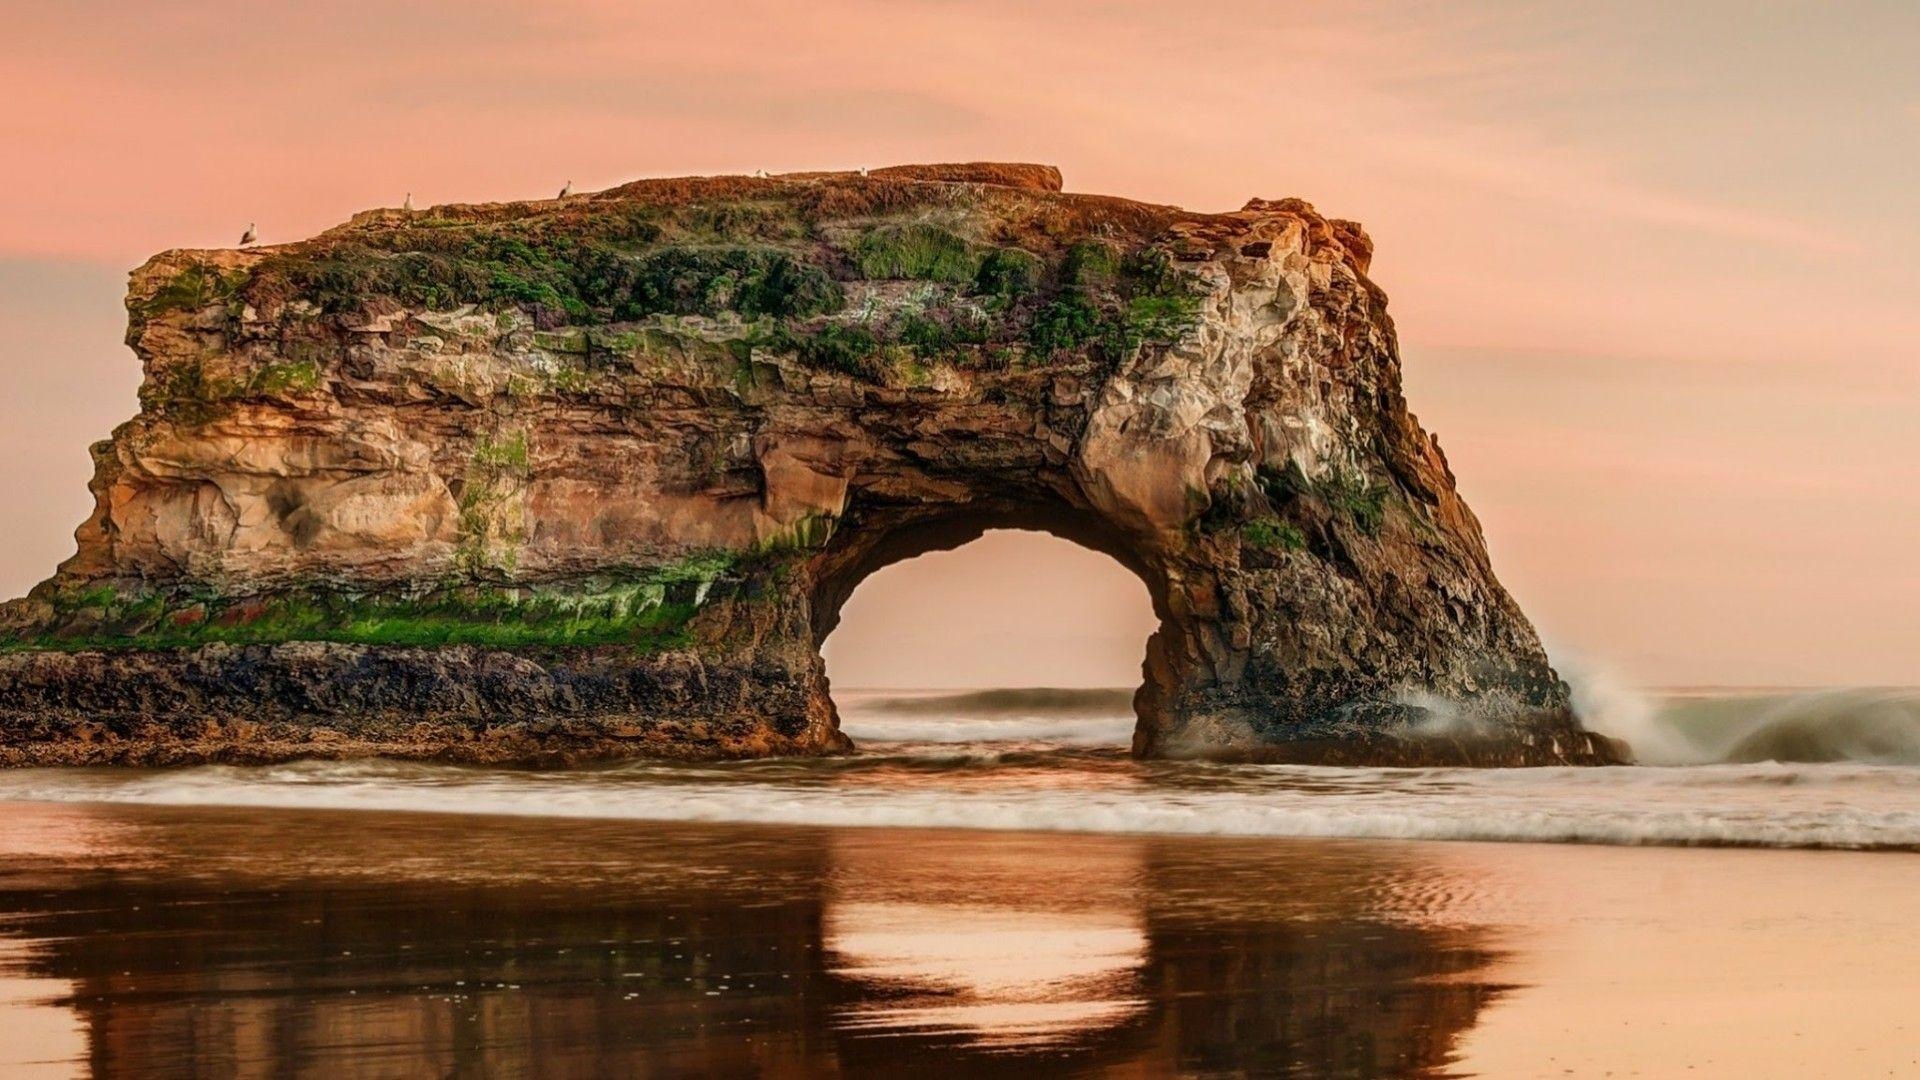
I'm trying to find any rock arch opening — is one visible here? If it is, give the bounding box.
[812,511,1168,753]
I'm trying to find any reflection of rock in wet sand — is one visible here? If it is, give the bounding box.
[823,830,1503,1076]
[823,831,1152,1049]
[827,902,1149,1047]
[0,805,1504,1077]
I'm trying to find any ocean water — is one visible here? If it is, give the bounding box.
[5,688,1920,1075]
[2,684,1918,851]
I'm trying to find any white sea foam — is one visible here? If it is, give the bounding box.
[3,755,1919,852]
[4,685,1917,852]
[1556,651,1683,762]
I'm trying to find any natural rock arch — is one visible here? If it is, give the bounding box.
[0,163,1618,766]
[808,509,1168,750]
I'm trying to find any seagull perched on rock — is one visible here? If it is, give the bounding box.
[238,222,256,247]
[557,180,573,199]
[403,192,413,213]
[857,166,868,177]
[754,169,766,178]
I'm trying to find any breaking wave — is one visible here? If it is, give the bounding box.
[1559,657,1920,766]
[850,688,1137,717]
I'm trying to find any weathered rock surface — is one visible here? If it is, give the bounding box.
[0,163,1621,766]
[0,643,837,766]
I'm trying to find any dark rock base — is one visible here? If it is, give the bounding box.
[1165,728,1628,768]
[0,643,1624,769]
[0,642,846,767]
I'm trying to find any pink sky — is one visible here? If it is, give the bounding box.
[3,1,1917,686]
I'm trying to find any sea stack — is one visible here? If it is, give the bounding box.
[0,163,1622,767]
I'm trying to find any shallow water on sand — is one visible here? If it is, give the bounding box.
[1,805,1918,1077]
[1,687,1919,1076]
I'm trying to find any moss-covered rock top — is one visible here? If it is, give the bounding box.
[127,164,1370,388]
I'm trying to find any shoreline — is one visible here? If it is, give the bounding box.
[0,746,1916,853]
[4,794,1918,856]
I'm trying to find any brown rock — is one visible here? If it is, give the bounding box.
[0,163,1620,767]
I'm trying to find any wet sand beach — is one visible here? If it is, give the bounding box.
[0,801,1917,1078]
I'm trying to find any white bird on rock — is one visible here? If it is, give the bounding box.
[858,166,868,177]
[238,222,256,247]
[403,192,413,213]
[557,180,573,199]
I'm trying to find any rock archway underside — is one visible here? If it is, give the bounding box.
[0,164,1621,766]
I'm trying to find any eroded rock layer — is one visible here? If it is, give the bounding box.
[0,163,1620,766]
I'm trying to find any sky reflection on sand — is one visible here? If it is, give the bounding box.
[823,830,1150,1049]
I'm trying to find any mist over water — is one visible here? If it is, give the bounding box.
[2,683,1920,852]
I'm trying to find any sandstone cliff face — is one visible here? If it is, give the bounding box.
[0,163,1619,766]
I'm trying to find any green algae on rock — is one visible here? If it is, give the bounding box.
[0,163,1621,767]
